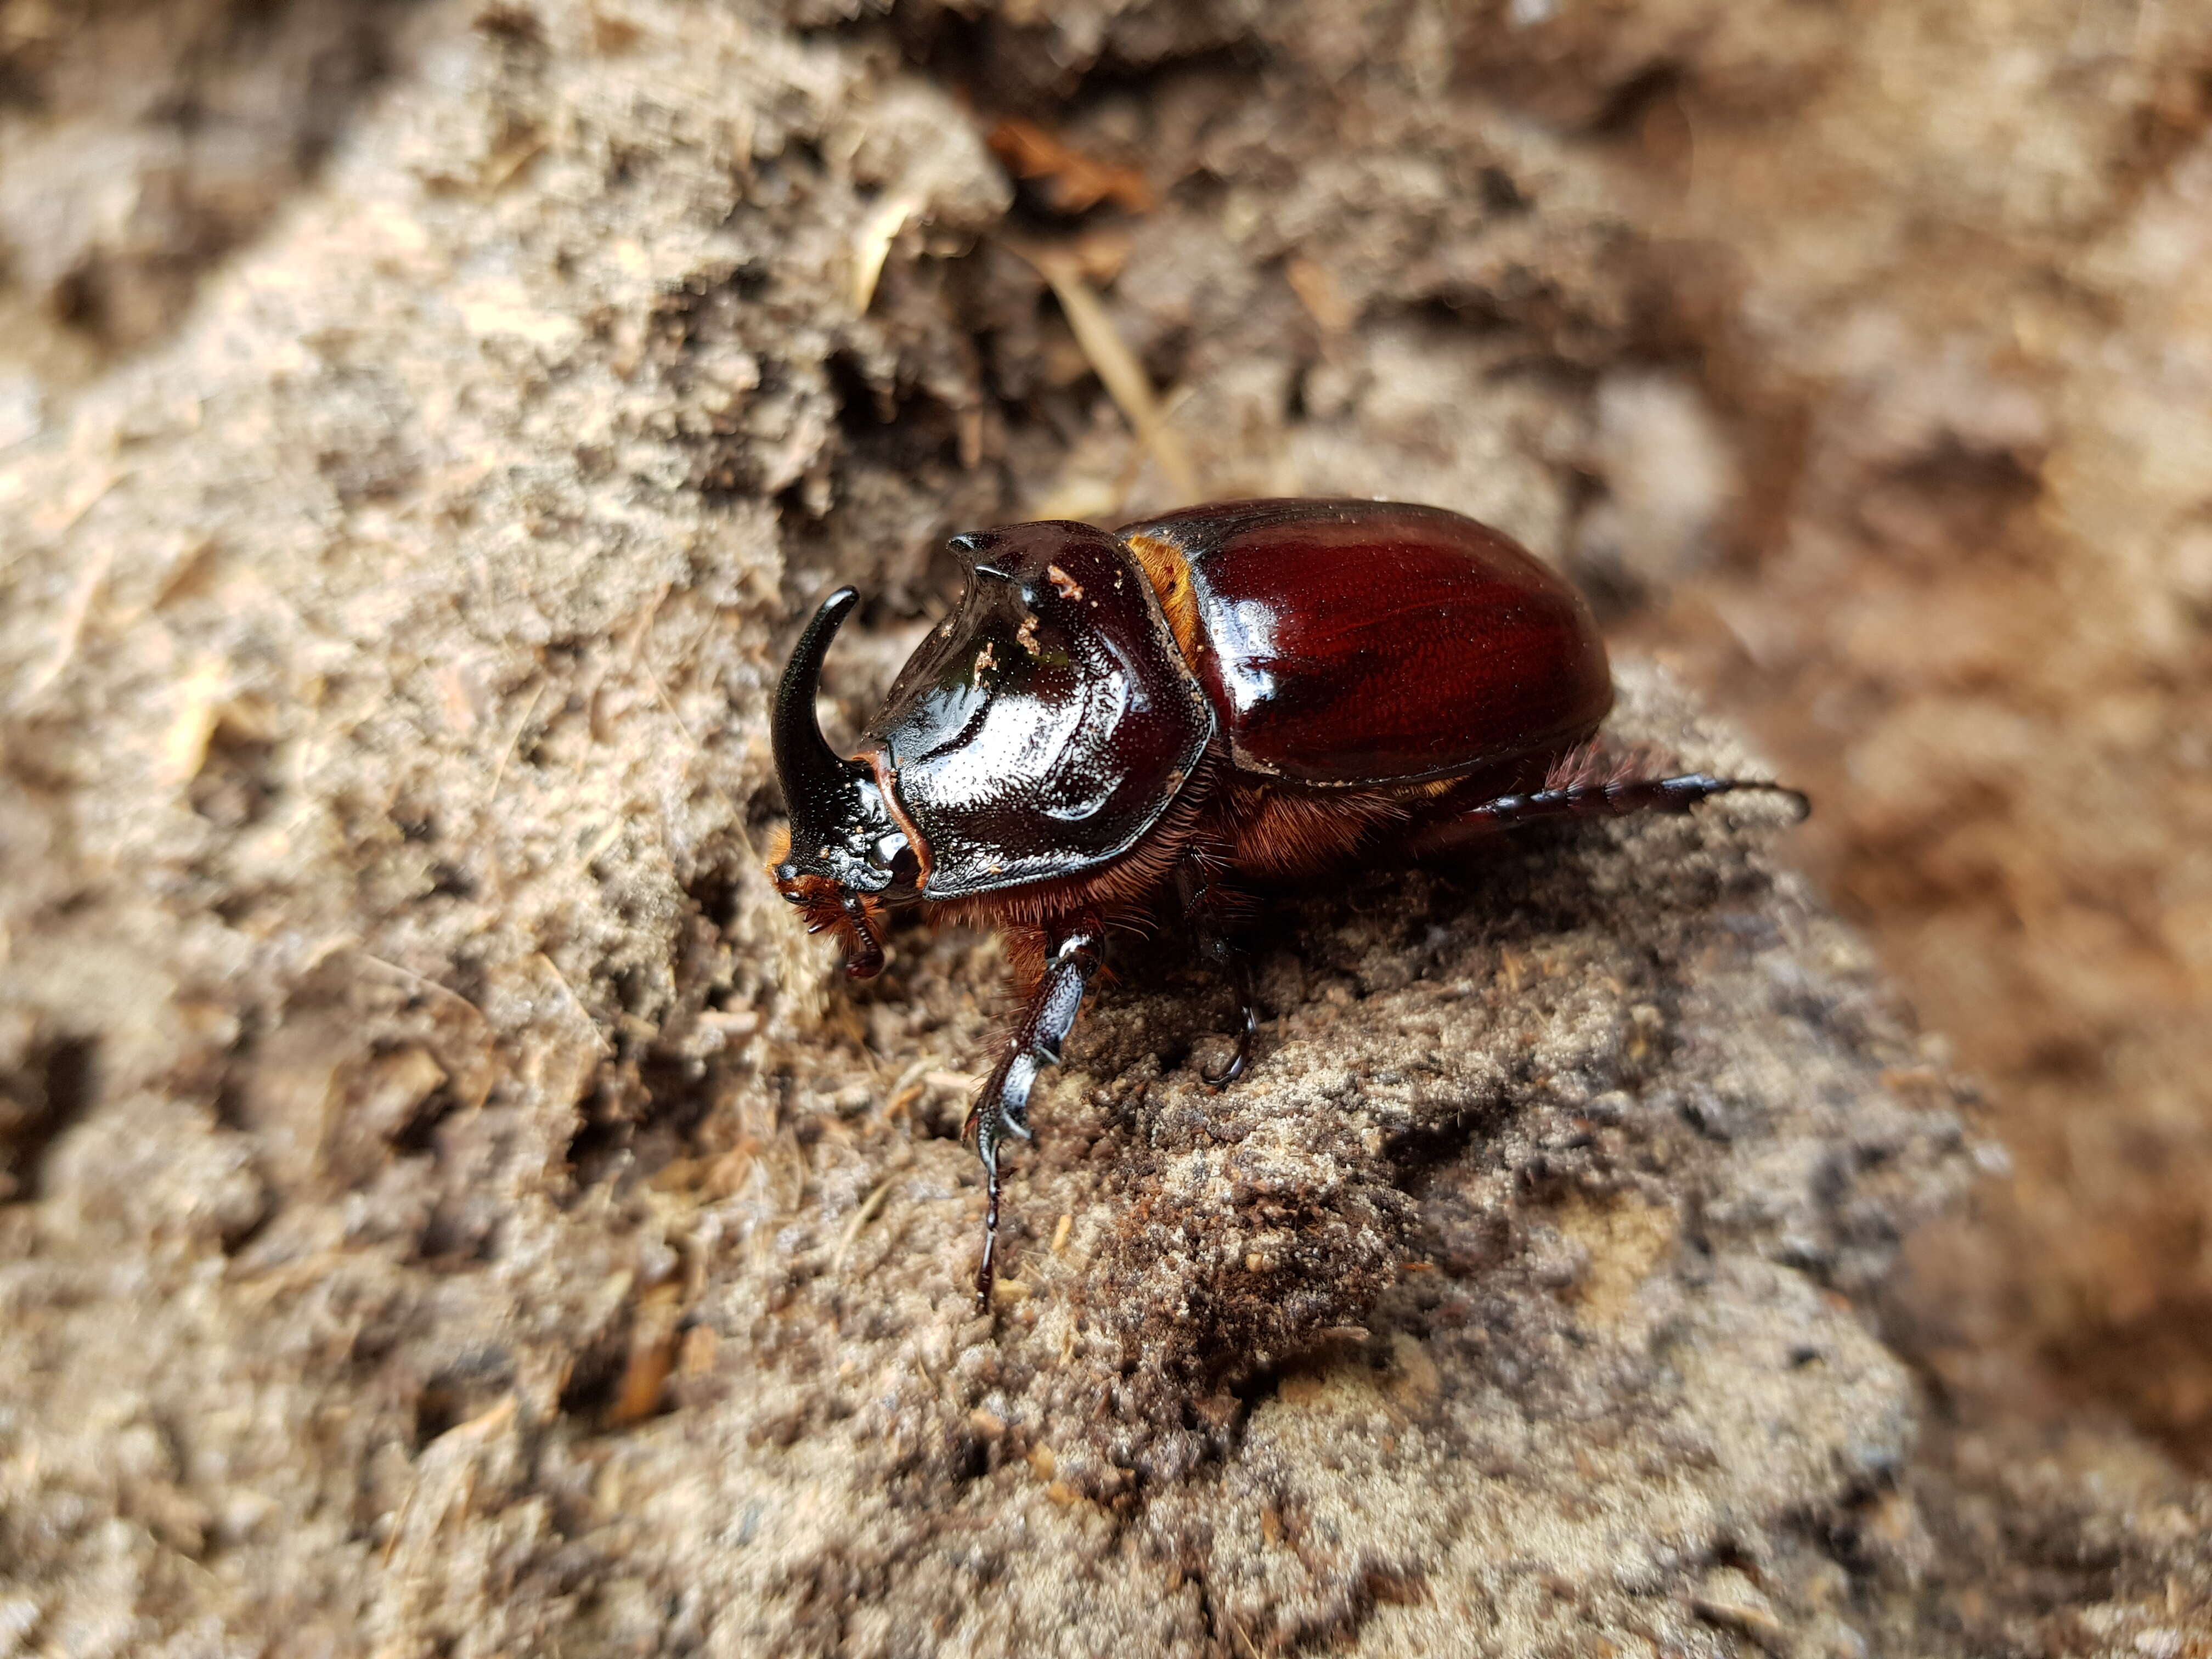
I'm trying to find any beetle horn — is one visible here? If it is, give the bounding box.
[773,588,872,849]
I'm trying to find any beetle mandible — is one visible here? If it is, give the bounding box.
[766,499,1804,1308]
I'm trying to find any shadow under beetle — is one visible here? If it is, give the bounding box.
[766,499,1805,1309]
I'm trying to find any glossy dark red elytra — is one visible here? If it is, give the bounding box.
[766,499,1805,1310]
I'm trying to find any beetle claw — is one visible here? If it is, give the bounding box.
[1200,999,1257,1090]
[1198,939,1259,1090]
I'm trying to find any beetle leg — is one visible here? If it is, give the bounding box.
[1424,769,1809,849]
[1175,857,1257,1088]
[1204,953,1258,1089]
[964,918,1104,1312]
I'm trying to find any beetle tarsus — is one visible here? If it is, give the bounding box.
[966,920,1103,1312]
[1177,856,1258,1089]
[972,1131,1002,1312]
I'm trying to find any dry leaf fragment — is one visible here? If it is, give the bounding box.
[1286,255,1357,334]
[852,190,925,313]
[987,119,1153,215]
[608,1282,684,1427]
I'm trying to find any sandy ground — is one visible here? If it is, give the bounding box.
[3,1,2211,1654]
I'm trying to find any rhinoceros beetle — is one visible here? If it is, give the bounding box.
[768,499,1804,1308]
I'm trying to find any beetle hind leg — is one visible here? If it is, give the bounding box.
[1409,747,1808,857]
[963,918,1104,1312]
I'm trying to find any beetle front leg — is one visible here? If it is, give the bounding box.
[963,917,1104,1311]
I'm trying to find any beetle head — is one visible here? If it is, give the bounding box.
[768,587,918,980]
